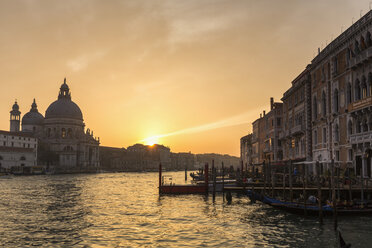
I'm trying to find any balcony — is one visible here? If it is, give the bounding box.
[291,124,304,135]
[349,46,372,69]
[349,131,372,144]
[263,145,272,153]
[348,96,372,113]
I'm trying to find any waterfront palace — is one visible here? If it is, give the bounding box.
[241,10,372,178]
[1,79,100,173]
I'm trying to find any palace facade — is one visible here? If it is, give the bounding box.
[241,10,372,177]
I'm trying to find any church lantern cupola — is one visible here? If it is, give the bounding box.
[58,78,71,100]
[10,100,21,132]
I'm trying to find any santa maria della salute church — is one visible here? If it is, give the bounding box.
[4,78,100,173]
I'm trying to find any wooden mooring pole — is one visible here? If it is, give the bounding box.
[212,160,216,201]
[316,161,323,224]
[263,161,267,195]
[222,162,225,201]
[289,160,293,202]
[331,159,337,230]
[361,168,364,208]
[303,163,307,216]
[159,163,162,194]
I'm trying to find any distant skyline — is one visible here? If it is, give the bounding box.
[0,0,370,156]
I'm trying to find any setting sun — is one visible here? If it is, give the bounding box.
[143,136,159,146]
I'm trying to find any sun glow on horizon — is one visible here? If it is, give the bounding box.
[142,136,160,146]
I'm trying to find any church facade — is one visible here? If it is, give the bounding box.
[10,79,100,173]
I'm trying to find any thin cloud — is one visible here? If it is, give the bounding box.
[140,107,262,142]
[67,50,107,72]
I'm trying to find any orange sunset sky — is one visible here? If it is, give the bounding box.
[0,0,370,156]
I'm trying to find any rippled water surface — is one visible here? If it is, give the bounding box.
[0,172,371,247]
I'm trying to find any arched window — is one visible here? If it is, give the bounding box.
[367,32,372,47]
[20,156,26,161]
[63,146,73,152]
[67,128,72,138]
[335,124,339,142]
[334,88,339,113]
[313,96,318,119]
[348,120,353,135]
[347,83,352,105]
[355,40,360,54]
[322,91,327,116]
[363,120,369,132]
[61,128,66,138]
[368,73,372,97]
[361,35,366,50]
[361,76,367,99]
[355,79,361,101]
[356,120,362,133]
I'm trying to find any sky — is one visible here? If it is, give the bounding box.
[0,0,370,156]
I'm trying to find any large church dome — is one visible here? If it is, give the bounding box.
[45,79,83,120]
[22,99,44,125]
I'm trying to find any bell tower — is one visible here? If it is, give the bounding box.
[10,100,21,132]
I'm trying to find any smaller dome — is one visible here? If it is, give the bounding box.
[10,100,21,115]
[22,99,44,125]
[22,111,44,125]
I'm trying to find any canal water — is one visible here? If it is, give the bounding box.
[0,171,371,247]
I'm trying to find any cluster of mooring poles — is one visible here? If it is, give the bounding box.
[224,159,372,230]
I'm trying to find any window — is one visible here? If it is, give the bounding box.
[356,120,361,133]
[61,128,66,138]
[314,130,318,145]
[323,127,327,143]
[348,149,353,161]
[47,128,51,137]
[363,120,368,132]
[355,40,360,54]
[333,57,338,74]
[362,76,367,99]
[67,128,72,138]
[335,151,340,162]
[347,83,352,105]
[369,73,372,97]
[313,96,318,120]
[20,156,26,161]
[322,91,327,116]
[355,79,361,101]
[334,88,339,112]
[334,124,339,142]
[348,120,353,135]
[277,118,281,126]
[367,32,372,47]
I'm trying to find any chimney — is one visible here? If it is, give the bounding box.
[270,97,274,110]
[260,114,262,118]
[318,47,320,54]
[263,110,266,116]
